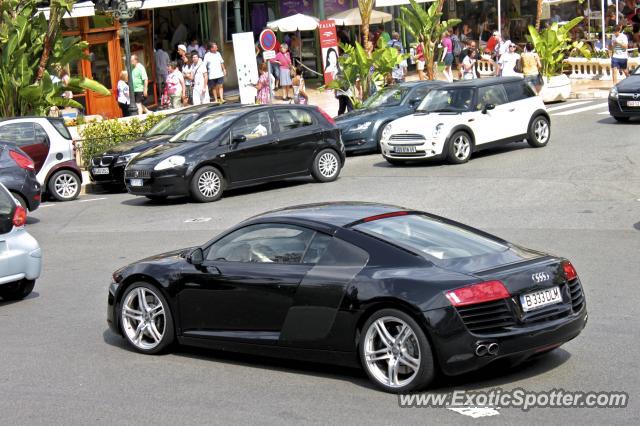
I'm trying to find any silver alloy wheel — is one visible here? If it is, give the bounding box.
[198,170,221,198]
[534,118,550,144]
[453,135,471,160]
[363,316,421,389]
[318,152,339,178]
[54,173,79,199]
[121,287,166,351]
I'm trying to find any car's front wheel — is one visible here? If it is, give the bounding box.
[118,282,174,354]
[311,149,341,182]
[359,309,435,393]
[447,131,472,164]
[0,279,35,301]
[48,170,81,201]
[527,115,551,147]
[190,166,225,202]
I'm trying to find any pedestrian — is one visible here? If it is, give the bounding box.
[166,61,186,109]
[459,40,478,79]
[611,24,630,85]
[335,83,353,115]
[391,44,408,83]
[274,44,293,101]
[253,63,272,104]
[131,54,149,115]
[461,48,478,80]
[190,51,209,105]
[176,44,189,68]
[292,67,308,105]
[154,42,170,97]
[441,30,454,82]
[188,37,206,59]
[117,70,131,117]
[204,42,226,103]
[497,42,521,77]
[521,42,543,93]
[387,32,404,53]
[450,27,462,78]
[181,50,194,105]
[415,35,426,80]
[486,31,501,59]
[378,25,391,45]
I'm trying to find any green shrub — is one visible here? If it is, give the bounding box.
[79,114,164,167]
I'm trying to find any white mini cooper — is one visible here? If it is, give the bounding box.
[380,77,550,165]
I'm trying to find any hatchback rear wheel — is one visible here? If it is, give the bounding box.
[311,149,341,182]
[48,170,80,201]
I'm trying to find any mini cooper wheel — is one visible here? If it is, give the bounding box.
[119,283,174,354]
[359,309,435,393]
[527,116,551,148]
[0,279,35,301]
[447,131,472,164]
[190,166,225,203]
[48,170,80,201]
[312,149,341,182]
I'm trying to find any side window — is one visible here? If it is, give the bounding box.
[206,223,315,264]
[503,82,534,102]
[230,111,272,140]
[302,233,333,264]
[478,85,508,108]
[410,87,431,102]
[274,109,314,132]
[34,123,49,145]
[0,123,35,147]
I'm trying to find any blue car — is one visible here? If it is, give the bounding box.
[335,81,445,154]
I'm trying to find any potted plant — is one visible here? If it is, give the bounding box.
[527,17,590,102]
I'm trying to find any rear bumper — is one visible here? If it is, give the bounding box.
[0,230,41,285]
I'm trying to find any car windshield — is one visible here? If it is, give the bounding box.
[363,87,409,108]
[417,88,475,113]
[170,113,239,143]
[354,214,508,262]
[146,113,199,137]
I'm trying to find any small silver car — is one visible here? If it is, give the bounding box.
[0,182,41,301]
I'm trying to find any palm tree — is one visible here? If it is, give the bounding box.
[535,0,543,31]
[358,0,375,53]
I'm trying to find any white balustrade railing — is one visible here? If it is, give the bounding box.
[565,57,640,81]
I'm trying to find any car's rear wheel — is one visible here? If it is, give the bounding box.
[612,116,630,123]
[311,149,341,182]
[118,282,174,354]
[0,279,35,301]
[190,166,225,203]
[359,309,435,393]
[48,170,81,201]
[447,131,472,164]
[526,115,551,147]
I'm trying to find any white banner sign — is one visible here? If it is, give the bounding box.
[232,32,259,105]
[263,50,276,60]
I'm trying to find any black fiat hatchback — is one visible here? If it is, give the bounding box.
[124,105,345,202]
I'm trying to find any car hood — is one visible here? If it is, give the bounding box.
[388,112,461,133]
[335,106,400,125]
[139,247,194,263]
[616,75,640,92]
[127,142,196,166]
[104,135,172,155]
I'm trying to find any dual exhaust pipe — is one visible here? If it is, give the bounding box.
[475,342,499,357]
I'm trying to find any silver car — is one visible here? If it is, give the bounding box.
[0,182,41,301]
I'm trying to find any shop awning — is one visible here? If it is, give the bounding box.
[328,8,393,26]
[39,0,221,19]
[267,14,320,32]
[140,0,220,10]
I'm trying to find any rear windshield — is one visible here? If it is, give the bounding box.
[0,186,15,234]
[353,214,508,262]
[49,119,72,140]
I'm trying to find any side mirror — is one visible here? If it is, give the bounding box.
[482,103,496,114]
[186,247,204,266]
[232,134,246,143]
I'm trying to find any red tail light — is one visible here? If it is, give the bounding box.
[316,106,335,125]
[562,261,577,281]
[12,206,27,227]
[9,150,35,170]
[445,281,510,307]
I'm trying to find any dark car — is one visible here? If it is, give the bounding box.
[107,202,587,393]
[335,81,445,154]
[124,105,345,202]
[0,142,41,211]
[90,104,239,187]
[609,65,640,122]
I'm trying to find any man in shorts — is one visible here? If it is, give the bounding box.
[611,24,629,85]
[204,42,227,103]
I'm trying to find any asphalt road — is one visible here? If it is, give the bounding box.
[1,106,639,424]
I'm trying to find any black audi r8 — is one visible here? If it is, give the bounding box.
[107,203,587,392]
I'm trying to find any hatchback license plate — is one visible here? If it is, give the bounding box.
[520,286,562,312]
[627,100,640,107]
[394,146,417,153]
[92,167,109,175]
[129,179,143,187]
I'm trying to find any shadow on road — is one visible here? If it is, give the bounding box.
[0,291,40,306]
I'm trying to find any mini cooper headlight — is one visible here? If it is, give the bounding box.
[382,123,393,141]
[115,153,139,165]
[609,86,618,100]
[432,123,445,137]
[350,121,372,132]
[154,155,186,171]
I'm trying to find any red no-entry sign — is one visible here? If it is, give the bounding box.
[259,29,277,51]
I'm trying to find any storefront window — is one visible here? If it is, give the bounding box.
[90,15,115,29]
[88,43,112,90]
[120,24,156,106]
[62,18,80,32]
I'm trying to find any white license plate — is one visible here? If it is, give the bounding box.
[626,100,640,107]
[393,146,417,153]
[129,179,143,187]
[92,167,109,175]
[520,286,562,312]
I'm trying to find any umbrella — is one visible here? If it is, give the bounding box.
[267,14,320,32]
[328,8,393,26]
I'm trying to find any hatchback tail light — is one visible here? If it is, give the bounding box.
[445,281,510,307]
[9,150,35,170]
[316,106,335,125]
[562,261,577,281]
[13,206,27,227]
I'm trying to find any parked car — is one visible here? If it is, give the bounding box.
[90,104,239,188]
[608,65,640,122]
[124,105,344,203]
[0,142,41,211]
[0,182,41,301]
[380,77,551,165]
[0,117,81,201]
[335,81,444,154]
[107,202,587,393]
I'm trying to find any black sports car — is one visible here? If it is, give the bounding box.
[0,142,41,211]
[335,81,444,154]
[609,65,640,122]
[89,104,238,187]
[124,105,344,202]
[107,202,587,392]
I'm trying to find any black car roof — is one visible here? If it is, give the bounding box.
[438,77,524,90]
[398,80,446,88]
[252,202,409,227]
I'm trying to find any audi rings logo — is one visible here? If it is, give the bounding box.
[531,272,551,283]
